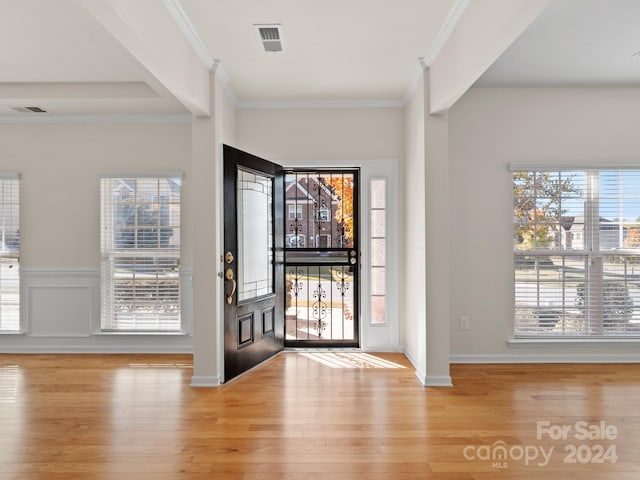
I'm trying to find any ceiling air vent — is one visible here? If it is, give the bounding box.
[255,24,283,52]
[11,106,48,113]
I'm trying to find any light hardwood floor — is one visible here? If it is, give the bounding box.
[0,352,639,479]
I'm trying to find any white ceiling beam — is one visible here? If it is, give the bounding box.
[56,0,211,116]
[429,0,551,113]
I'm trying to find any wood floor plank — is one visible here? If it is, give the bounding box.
[0,353,639,479]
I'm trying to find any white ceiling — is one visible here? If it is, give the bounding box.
[476,0,640,87]
[1,0,639,117]
[179,0,455,102]
[0,0,187,116]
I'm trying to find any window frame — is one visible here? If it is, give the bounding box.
[369,177,387,326]
[0,173,20,333]
[317,207,331,222]
[288,204,303,220]
[512,166,640,340]
[99,172,183,333]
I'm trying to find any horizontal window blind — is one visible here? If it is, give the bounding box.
[100,177,181,331]
[0,176,19,332]
[514,170,640,337]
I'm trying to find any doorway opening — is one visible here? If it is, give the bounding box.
[283,170,359,348]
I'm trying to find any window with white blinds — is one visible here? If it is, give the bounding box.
[513,169,640,337]
[0,175,19,332]
[100,176,181,332]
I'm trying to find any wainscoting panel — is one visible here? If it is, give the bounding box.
[28,286,93,337]
[0,267,193,353]
[23,268,99,338]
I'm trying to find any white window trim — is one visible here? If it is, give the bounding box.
[0,173,20,333]
[99,171,184,179]
[99,175,183,332]
[288,204,303,220]
[512,167,640,339]
[317,207,331,221]
[508,337,640,346]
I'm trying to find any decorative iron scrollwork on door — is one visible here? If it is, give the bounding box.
[311,280,328,336]
[284,169,358,345]
[334,267,351,296]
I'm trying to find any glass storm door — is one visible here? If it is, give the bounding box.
[223,145,284,382]
[284,170,359,347]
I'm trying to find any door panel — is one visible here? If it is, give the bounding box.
[223,145,284,382]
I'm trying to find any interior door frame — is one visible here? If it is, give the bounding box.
[213,155,400,384]
[278,158,400,352]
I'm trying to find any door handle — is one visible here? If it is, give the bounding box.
[225,267,236,304]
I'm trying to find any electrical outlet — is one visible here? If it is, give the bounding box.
[459,315,470,331]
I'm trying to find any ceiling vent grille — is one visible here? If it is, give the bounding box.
[255,24,283,52]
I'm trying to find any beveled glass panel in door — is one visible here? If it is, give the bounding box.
[237,168,273,302]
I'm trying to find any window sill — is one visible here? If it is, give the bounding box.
[508,337,640,347]
[93,331,190,337]
[0,330,26,335]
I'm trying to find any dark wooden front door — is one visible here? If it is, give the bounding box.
[223,145,284,382]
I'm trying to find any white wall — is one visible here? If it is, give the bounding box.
[0,121,193,352]
[402,81,426,373]
[449,87,640,360]
[220,86,237,146]
[236,106,404,352]
[0,123,192,266]
[236,108,403,161]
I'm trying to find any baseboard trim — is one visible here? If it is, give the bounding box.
[403,349,453,386]
[414,370,427,386]
[425,375,453,387]
[451,354,640,363]
[190,375,221,387]
[0,346,193,354]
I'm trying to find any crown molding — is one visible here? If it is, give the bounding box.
[401,62,425,105]
[0,114,191,125]
[237,98,404,110]
[220,83,241,108]
[400,0,470,105]
[212,60,240,107]
[163,0,215,70]
[423,0,470,66]
[166,0,240,108]
[165,0,469,111]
